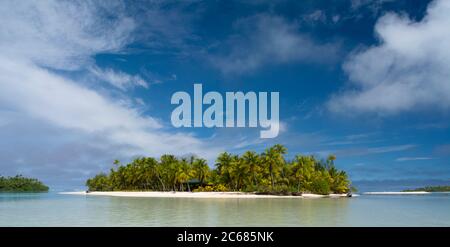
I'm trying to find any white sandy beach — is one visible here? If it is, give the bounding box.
[363,191,430,195]
[60,191,352,198]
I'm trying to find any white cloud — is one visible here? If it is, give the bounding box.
[368,144,416,154]
[328,0,450,114]
[209,14,338,74]
[303,10,327,23]
[0,58,161,132]
[310,144,416,158]
[396,157,433,162]
[90,66,149,90]
[0,0,135,70]
[0,1,221,185]
[324,132,381,146]
[350,0,394,13]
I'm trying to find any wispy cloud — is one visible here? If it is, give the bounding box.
[368,144,417,154]
[89,66,149,91]
[396,157,434,162]
[208,14,339,74]
[324,132,381,146]
[310,144,417,158]
[350,0,395,15]
[413,122,449,130]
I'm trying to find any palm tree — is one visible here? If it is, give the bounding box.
[230,156,249,191]
[324,155,350,193]
[140,157,160,190]
[326,154,336,169]
[291,155,302,192]
[262,144,287,189]
[177,158,194,191]
[242,151,260,189]
[160,154,178,191]
[192,158,210,184]
[155,162,167,191]
[292,155,316,192]
[330,170,349,193]
[215,152,233,188]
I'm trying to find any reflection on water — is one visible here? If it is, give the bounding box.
[0,193,449,226]
[100,197,351,226]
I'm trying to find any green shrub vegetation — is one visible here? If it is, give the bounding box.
[0,175,49,192]
[86,144,352,195]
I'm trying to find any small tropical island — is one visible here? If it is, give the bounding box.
[84,144,355,197]
[0,175,49,192]
[403,186,450,192]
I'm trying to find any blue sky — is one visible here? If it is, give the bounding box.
[1,0,449,190]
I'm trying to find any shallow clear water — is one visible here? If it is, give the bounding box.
[1,192,449,226]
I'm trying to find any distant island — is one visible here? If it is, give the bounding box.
[403,186,450,192]
[86,144,354,196]
[0,175,49,192]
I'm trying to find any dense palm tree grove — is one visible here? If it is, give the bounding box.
[0,175,49,192]
[86,144,352,195]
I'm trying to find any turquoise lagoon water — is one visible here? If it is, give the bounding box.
[1,192,449,226]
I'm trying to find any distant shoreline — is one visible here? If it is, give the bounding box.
[60,191,353,199]
[364,191,430,195]
[402,185,450,193]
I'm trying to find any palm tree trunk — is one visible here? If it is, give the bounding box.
[269,164,274,189]
[158,177,166,191]
[270,172,274,189]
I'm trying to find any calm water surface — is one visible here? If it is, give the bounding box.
[1,192,449,226]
